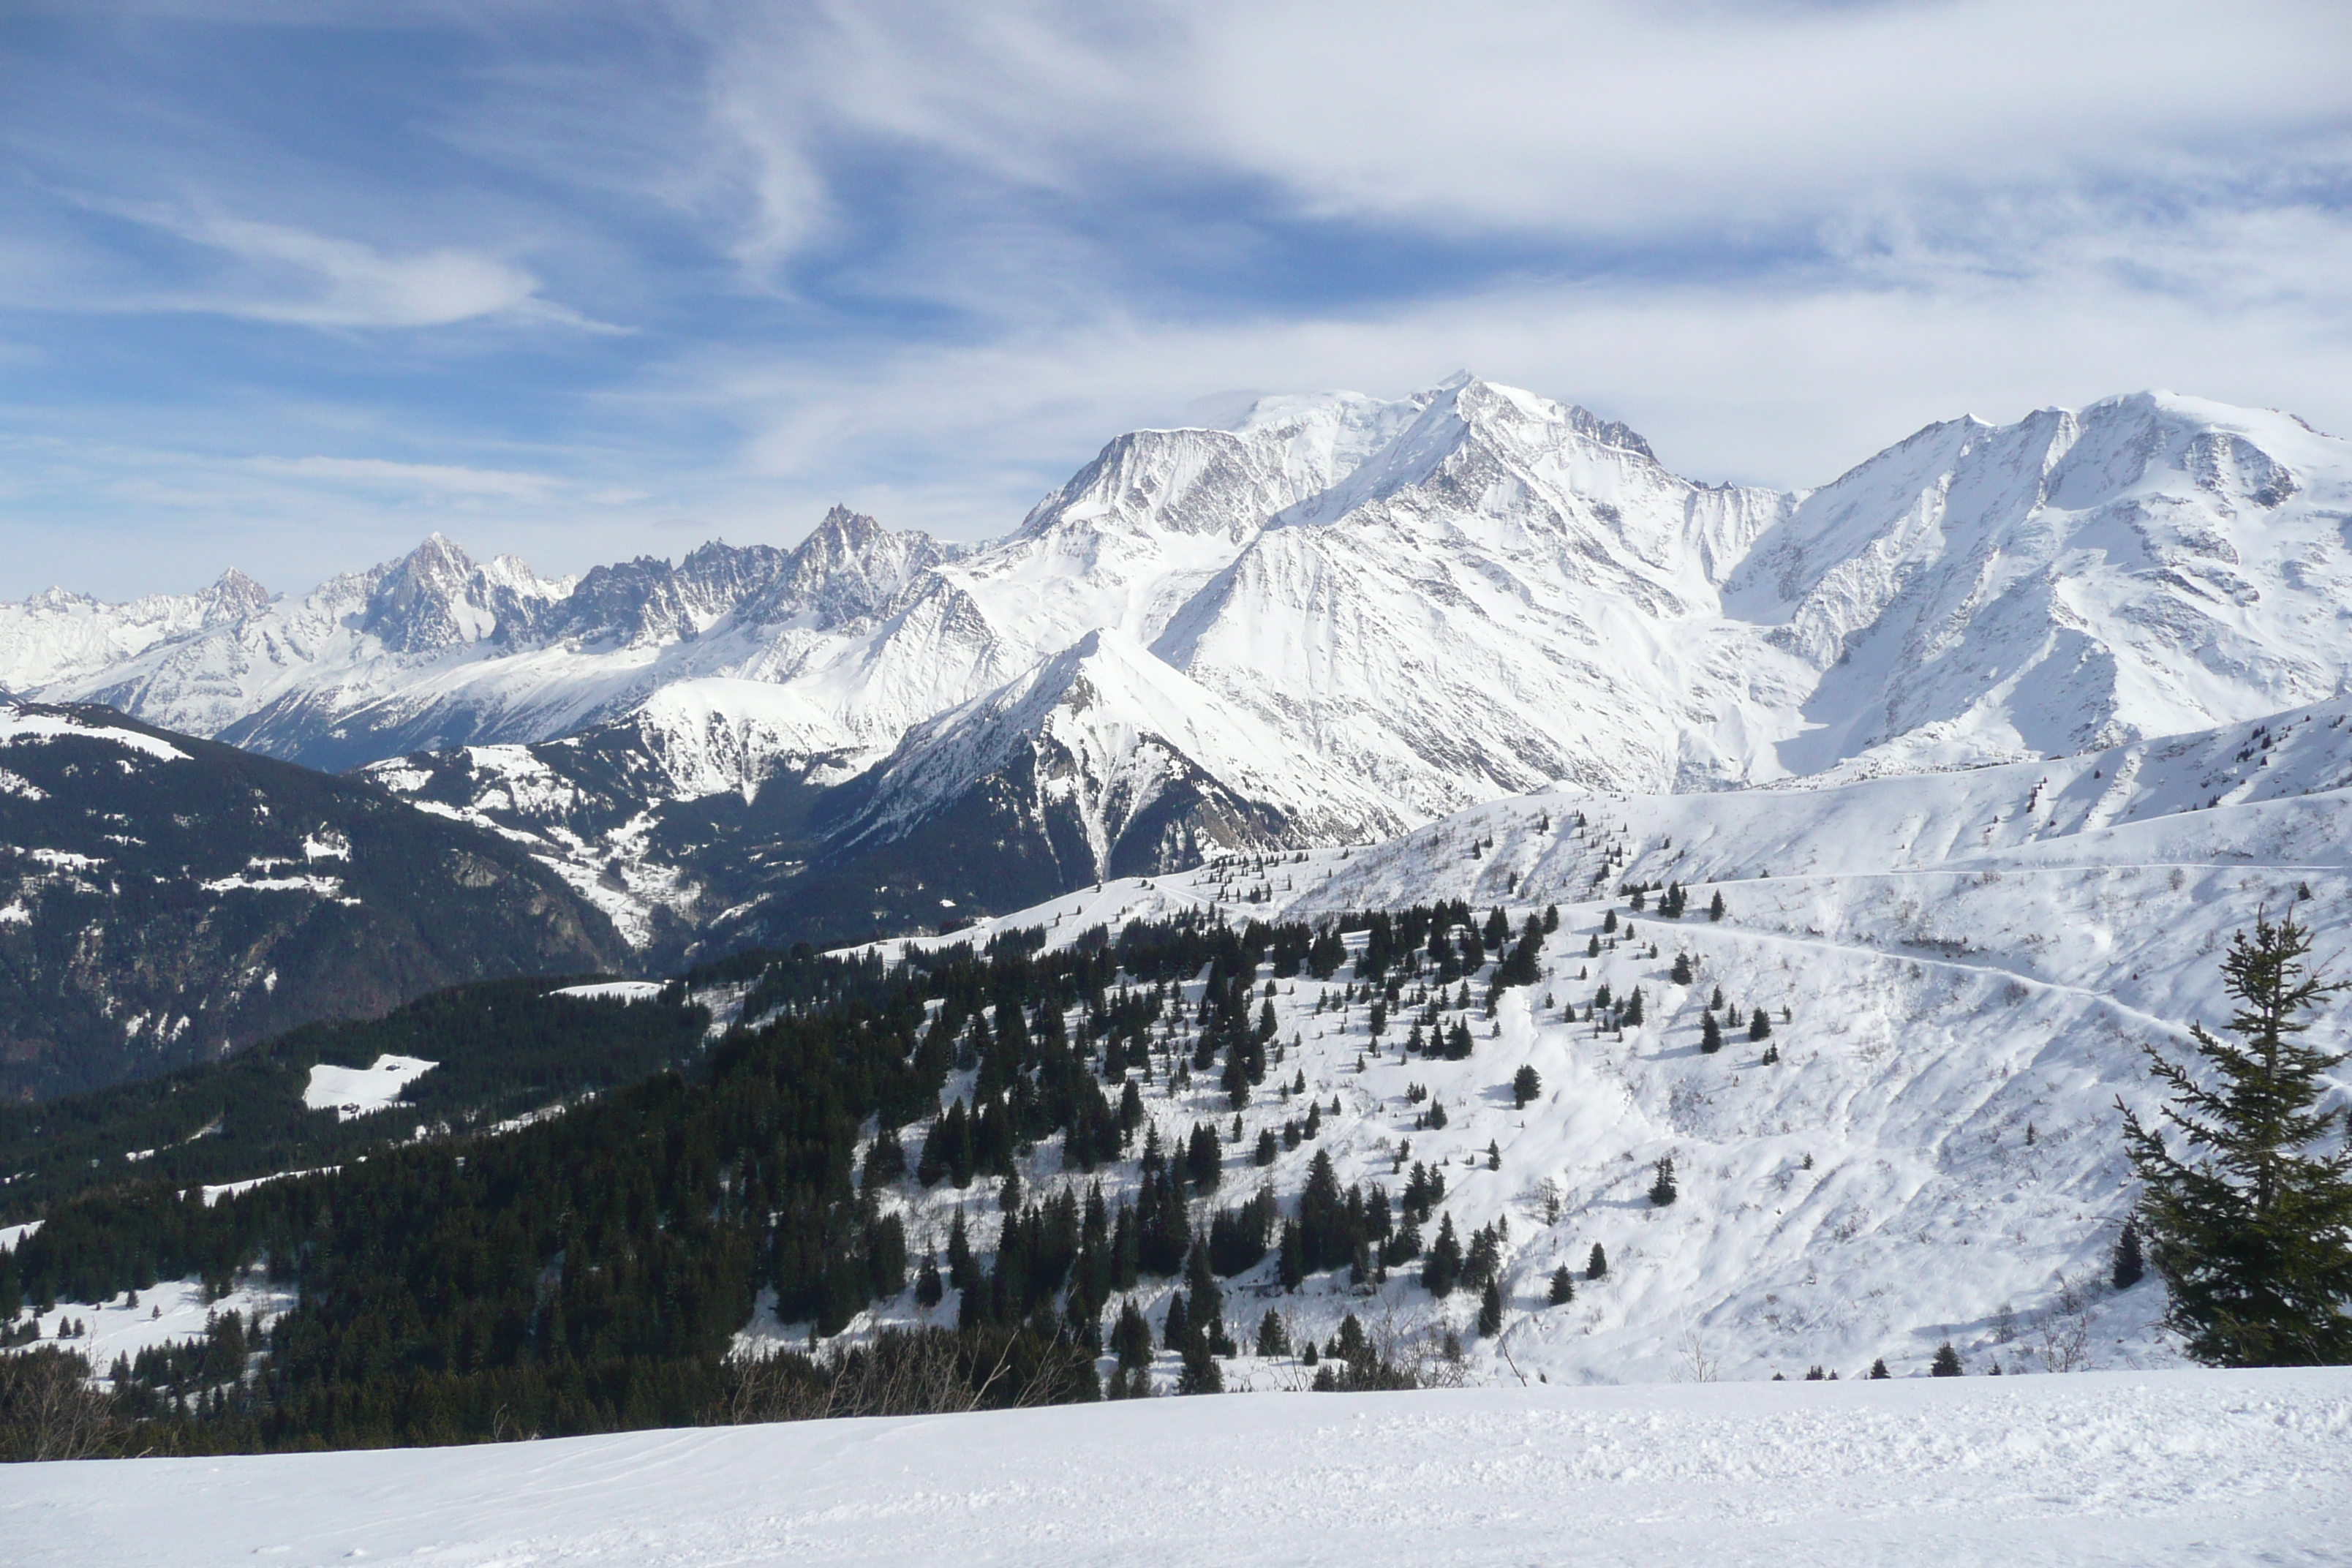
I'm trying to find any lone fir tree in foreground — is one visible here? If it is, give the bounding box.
[2120,912,2352,1367]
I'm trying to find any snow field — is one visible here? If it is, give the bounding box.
[7,1370,2348,1567]
[2,1272,293,1376]
[299,1054,438,1120]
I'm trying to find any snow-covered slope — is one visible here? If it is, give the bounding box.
[1738,393,2352,778]
[832,626,1406,872]
[815,695,2351,1392]
[11,1371,2350,1568]
[1157,377,1795,808]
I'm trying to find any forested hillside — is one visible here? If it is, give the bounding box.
[0,701,631,1100]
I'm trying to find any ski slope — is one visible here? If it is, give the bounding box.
[7,1369,2348,1567]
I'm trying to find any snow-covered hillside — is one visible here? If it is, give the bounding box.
[813,696,2351,1390]
[7,379,2350,953]
[10,1371,2348,1567]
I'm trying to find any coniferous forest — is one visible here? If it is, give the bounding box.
[1,905,1526,1455]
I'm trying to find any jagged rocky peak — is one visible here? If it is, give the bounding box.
[361,533,492,654]
[744,504,949,627]
[200,567,272,621]
[551,540,789,648]
[357,534,581,655]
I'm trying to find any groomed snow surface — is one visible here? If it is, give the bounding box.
[5,1370,2347,1567]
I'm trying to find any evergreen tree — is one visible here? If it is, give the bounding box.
[1548,1264,1575,1305]
[1648,1156,1678,1207]
[1422,1214,1463,1296]
[2120,912,2352,1365]
[915,1253,943,1308]
[1162,1291,1189,1351]
[1931,1342,1963,1376]
[2112,1219,2146,1291]
[1869,1357,1890,1379]
[1700,1011,1724,1055]
[1477,1278,1504,1337]
[1254,1128,1278,1166]
[1177,1334,1224,1394]
[1749,1007,1772,1042]
[1587,1242,1607,1281]
[1512,1064,1542,1107]
[1671,952,1694,985]
[1708,890,1726,921]
[947,1210,977,1292]
[1255,1309,1289,1357]
[1186,1121,1224,1195]
[1113,1300,1153,1370]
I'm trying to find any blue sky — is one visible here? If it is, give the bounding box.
[4,1,2348,600]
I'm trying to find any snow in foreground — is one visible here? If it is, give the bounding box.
[7,1369,2348,1567]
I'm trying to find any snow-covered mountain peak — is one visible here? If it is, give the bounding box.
[744,505,948,629]
[359,533,557,655]
[204,568,273,619]
[1267,375,1676,536]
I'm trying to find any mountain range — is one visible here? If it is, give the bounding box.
[6,375,2347,968]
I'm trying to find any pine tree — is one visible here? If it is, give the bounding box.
[1671,952,1694,985]
[1548,1264,1575,1305]
[1931,1342,1963,1376]
[1255,1309,1289,1357]
[1422,1214,1463,1296]
[2112,1219,2145,1291]
[947,1210,977,1291]
[1177,1335,1224,1394]
[1254,1128,1278,1166]
[1749,1007,1772,1042]
[1587,1241,1607,1281]
[1868,1357,1890,1379]
[915,1253,943,1308]
[2121,912,2352,1365]
[1648,1156,1678,1207]
[1512,1064,1542,1107]
[1708,889,1726,921]
[1477,1278,1504,1336]
[1700,1011,1724,1055]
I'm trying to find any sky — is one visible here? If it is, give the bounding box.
[2,0,2348,600]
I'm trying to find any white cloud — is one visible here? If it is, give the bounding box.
[111,206,621,331]
[242,456,570,500]
[676,0,2351,252]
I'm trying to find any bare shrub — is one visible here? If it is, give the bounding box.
[721,1324,1094,1425]
[0,1349,115,1462]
